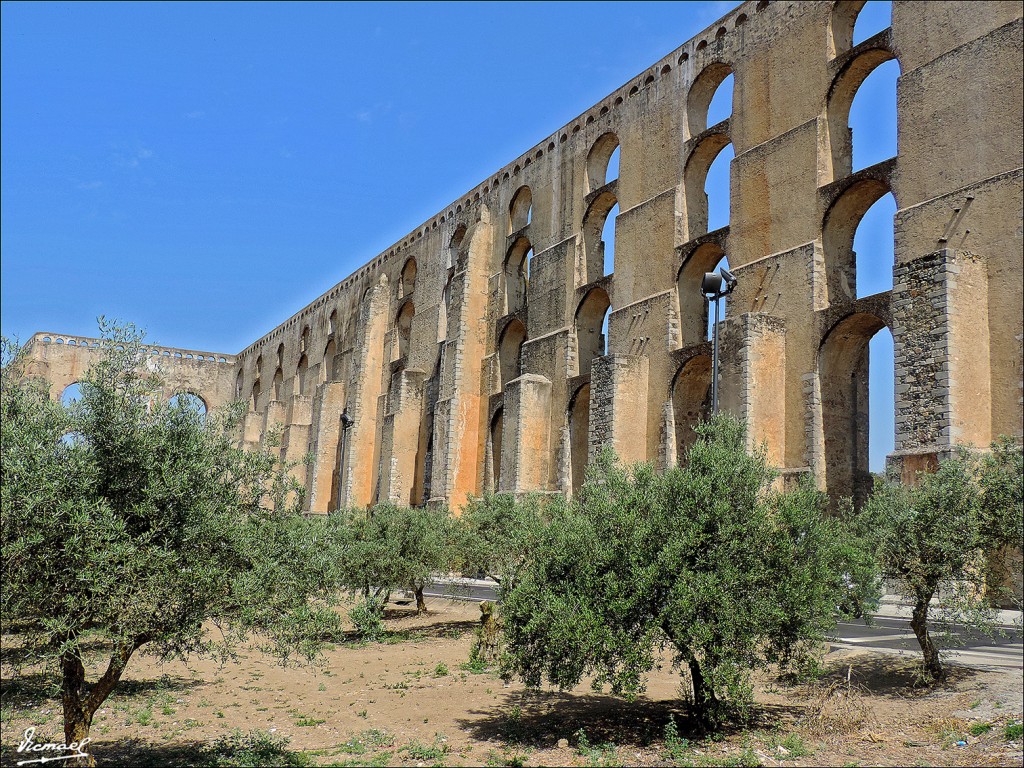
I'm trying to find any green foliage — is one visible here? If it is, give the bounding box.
[663,715,691,762]
[968,722,993,736]
[201,729,311,767]
[859,442,1023,679]
[329,502,457,610]
[348,597,386,641]
[398,733,451,761]
[1,323,348,751]
[498,414,861,723]
[433,662,449,677]
[457,492,549,588]
[1005,721,1023,741]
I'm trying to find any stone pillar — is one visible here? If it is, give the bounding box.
[589,355,649,465]
[890,250,958,469]
[379,369,427,505]
[500,374,553,493]
[307,381,345,514]
[281,395,313,494]
[719,313,787,466]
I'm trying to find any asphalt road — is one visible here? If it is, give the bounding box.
[424,579,1023,670]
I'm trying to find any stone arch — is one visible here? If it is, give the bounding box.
[677,242,726,346]
[396,301,414,359]
[568,383,591,496]
[509,186,533,233]
[169,391,208,417]
[60,382,83,406]
[817,311,891,509]
[300,324,311,354]
[824,46,899,182]
[672,355,713,463]
[683,133,732,239]
[497,318,527,390]
[320,339,337,384]
[822,178,895,305]
[251,378,261,411]
[687,62,734,136]
[503,237,532,314]
[399,258,417,300]
[235,369,244,398]
[272,367,284,400]
[829,0,892,59]
[586,132,621,193]
[296,353,310,396]
[575,287,611,377]
[328,309,338,336]
[581,191,618,285]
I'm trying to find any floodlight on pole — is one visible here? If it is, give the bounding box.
[337,406,355,510]
[701,265,738,413]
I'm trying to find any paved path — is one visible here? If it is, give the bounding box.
[425,578,1024,670]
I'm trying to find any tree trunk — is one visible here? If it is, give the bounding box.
[688,657,718,711]
[910,590,946,682]
[61,651,96,767]
[60,639,144,767]
[477,601,501,662]
[414,584,427,614]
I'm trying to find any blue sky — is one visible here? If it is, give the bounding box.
[0,1,896,467]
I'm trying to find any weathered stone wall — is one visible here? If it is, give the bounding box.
[25,1,1023,520]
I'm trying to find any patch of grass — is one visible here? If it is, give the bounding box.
[134,704,153,726]
[325,752,394,768]
[292,710,326,727]
[357,709,368,719]
[663,715,691,762]
[318,682,327,692]
[968,722,993,736]
[574,728,622,767]
[382,680,409,690]
[399,733,451,762]
[460,657,490,674]
[770,733,810,759]
[1005,721,1023,740]
[200,729,312,767]
[433,662,450,677]
[485,749,529,767]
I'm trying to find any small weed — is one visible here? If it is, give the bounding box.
[1005,721,1023,740]
[574,728,621,767]
[968,722,993,736]
[772,733,810,759]
[460,657,490,674]
[433,662,450,677]
[357,709,369,719]
[400,733,451,761]
[295,715,326,727]
[360,728,395,747]
[200,729,311,767]
[382,680,409,690]
[215,710,226,719]
[663,715,690,762]
[318,682,327,692]
[135,705,153,726]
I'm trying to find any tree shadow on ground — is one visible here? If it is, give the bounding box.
[457,688,805,750]
[795,650,978,699]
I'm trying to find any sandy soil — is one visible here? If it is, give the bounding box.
[2,598,1022,767]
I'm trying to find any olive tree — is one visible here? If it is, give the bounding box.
[1,324,344,765]
[333,502,458,616]
[860,440,1022,681]
[498,415,869,722]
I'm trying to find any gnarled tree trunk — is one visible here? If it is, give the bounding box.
[910,588,945,681]
[477,601,501,662]
[60,638,144,767]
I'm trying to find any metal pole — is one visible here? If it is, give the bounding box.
[711,293,721,413]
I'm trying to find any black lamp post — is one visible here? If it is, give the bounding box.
[338,406,355,509]
[701,266,738,413]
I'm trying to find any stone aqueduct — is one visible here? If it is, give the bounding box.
[26,1,1024,515]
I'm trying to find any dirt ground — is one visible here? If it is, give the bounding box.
[2,599,1022,767]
